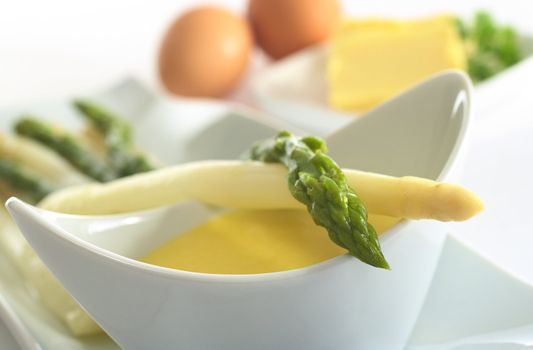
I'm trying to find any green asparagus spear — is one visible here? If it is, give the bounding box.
[73,100,155,177]
[0,159,54,203]
[246,131,389,269]
[14,117,115,182]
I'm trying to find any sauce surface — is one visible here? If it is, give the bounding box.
[142,209,399,274]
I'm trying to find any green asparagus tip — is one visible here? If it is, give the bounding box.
[73,99,156,177]
[14,116,116,182]
[247,131,390,269]
[73,100,131,140]
[0,159,54,203]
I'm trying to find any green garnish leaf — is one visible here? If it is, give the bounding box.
[460,10,522,82]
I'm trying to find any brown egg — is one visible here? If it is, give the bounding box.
[159,6,252,98]
[248,0,341,59]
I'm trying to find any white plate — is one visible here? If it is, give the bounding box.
[2,75,533,350]
[251,36,533,136]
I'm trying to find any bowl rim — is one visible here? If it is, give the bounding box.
[7,196,408,284]
[6,70,474,284]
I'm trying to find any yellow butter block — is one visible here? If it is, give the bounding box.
[327,15,466,111]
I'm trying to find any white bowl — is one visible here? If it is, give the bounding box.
[6,72,472,350]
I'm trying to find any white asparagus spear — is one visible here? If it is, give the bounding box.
[0,133,90,186]
[39,160,483,221]
[0,204,102,336]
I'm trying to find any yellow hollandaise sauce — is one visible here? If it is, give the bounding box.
[142,209,400,274]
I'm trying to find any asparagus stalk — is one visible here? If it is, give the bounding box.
[0,133,90,187]
[14,117,115,182]
[73,100,155,177]
[246,131,388,268]
[39,133,483,269]
[0,159,54,203]
[39,160,483,221]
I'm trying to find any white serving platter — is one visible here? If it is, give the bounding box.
[2,74,533,350]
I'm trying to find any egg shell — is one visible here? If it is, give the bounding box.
[248,0,340,59]
[159,6,253,98]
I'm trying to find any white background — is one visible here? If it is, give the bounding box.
[1,0,533,348]
[1,0,532,106]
